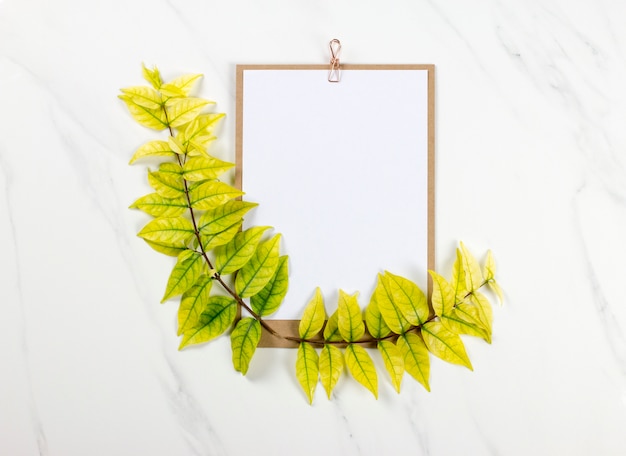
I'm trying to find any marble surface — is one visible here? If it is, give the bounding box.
[1,0,626,454]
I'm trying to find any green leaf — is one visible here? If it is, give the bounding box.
[235,234,281,298]
[470,291,494,334]
[164,97,211,128]
[142,63,162,89]
[488,280,504,305]
[451,248,469,302]
[338,290,365,343]
[484,249,496,281]
[162,73,202,97]
[251,256,289,317]
[374,274,411,334]
[179,296,237,349]
[365,292,391,339]
[345,344,378,399]
[188,180,244,210]
[296,342,319,404]
[158,162,183,175]
[200,221,243,252]
[483,251,504,304]
[397,333,430,391]
[144,239,187,257]
[323,310,343,342]
[378,340,404,393]
[197,200,257,236]
[319,344,344,399]
[162,250,205,302]
[429,270,455,317]
[231,317,261,375]
[167,136,186,155]
[299,287,326,339]
[129,140,174,164]
[148,170,185,198]
[421,321,473,370]
[182,156,234,182]
[460,242,484,293]
[214,226,269,275]
[118,94,168,130]
[442,306,490,343]
[177,275,213,335]
[130,193,187,218]
[137,216,195,249]
[119,86,162,109]
[181,113,224,153]
[380,271,428,327]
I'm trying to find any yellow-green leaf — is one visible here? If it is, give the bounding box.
[214,226,269,275]
[231,317,261,375]
[182,156,234,182]
[148,170,185,198]
[296,342,319,404]
[188,180,243,210]
[470,291,494,334]
[130,192,187,218]
[162,73,202,97]
[374,274,413,333]
[299,287,326,339]
[160,84,186,98]
[323,310,343,342]
[118,94,168,130]
[144,239,187,257]
[167,136,186,155]
[460,242,484,293]
[483,251,503,304]
[251,255,289,317]
[421,321,473,370]
[397,333,430,391]
[345,344,378,399]
[162,250,205,302]
[181,113,224,153]
[201,222,242,252]
[129,140,174,164]
[365,292,391,339]
[137,216,194,249]
[429,270,455,317]
[441,306,490,343]
[165,97,211,128]
[142,63,162,89]
[451,248,468,302]
[378,340,404,393]
[179,296,237,349]
[177,275,213,335]
[488,280,504,305]
[235,234,281,298]
[338,290,365,343]
[158,162,183,175]
[197,200,257,236]
[120,86,162,109]
[319,344,343,399]
[380,272,429,327]
[484,249,496,281]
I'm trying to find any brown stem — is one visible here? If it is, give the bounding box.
[162,102,491,347]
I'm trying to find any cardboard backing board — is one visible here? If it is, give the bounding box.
[236,64,435,347]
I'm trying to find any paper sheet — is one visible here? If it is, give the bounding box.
[237,65,434,321]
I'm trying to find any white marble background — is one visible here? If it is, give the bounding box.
[1,0,625,454]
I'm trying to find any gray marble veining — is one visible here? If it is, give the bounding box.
[1,0,626,454]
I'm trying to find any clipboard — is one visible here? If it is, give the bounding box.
[236,64,435,347]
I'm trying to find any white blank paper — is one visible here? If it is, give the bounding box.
[238,66,432,319]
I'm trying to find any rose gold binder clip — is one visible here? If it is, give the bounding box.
[328,39,341,82]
